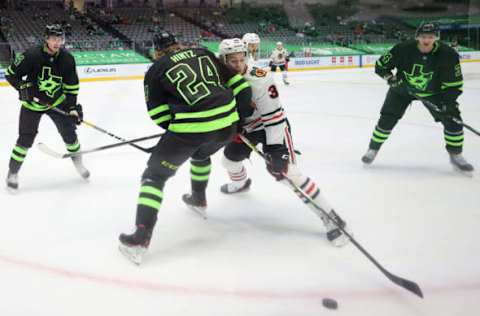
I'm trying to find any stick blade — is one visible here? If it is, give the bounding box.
[37,143,67,159]
[389,274,424,298]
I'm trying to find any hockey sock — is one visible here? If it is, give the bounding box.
[135,180,165,230]
[368,125,392,150]
[444,129,464,154]
[9,145,28,174]
[222,156,248,185]
[190,158,211,194]
[296,177,321,203]
[65,139,81,154]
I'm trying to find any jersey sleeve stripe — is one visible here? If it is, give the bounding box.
[261,111,284,123]
[261,107,283,117]
[148,104,170,116]
[227,74,244,87]
[174,99,236,119]
[232,81,250,96]
[441,81,463,89]
[264,118,286,128]
[153,114,172,125]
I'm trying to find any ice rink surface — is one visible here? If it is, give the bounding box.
[1,63,479,316]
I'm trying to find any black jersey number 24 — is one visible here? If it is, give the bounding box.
[166,56,222,106]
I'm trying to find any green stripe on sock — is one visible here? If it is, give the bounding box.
[14,146,27,155]
[11,153,25,162]
[373,129,389,139]
[137,197,162,209]
[191,164,211,174]
[191,174,210,181]
[444,134,464,141]
[66,142,80,152]
[445,140,463,147]
[140,186,163,198]
[372,136,386,143]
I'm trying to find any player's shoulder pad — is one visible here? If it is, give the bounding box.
[60,48,76,63]
[437,41,460,58]
[249,66,268,78]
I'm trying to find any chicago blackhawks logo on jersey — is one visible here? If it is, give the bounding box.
[250,67,267,78]
[38,67,63,97]
[403,64,434,91]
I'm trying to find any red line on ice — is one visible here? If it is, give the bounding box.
[0,254,479,300]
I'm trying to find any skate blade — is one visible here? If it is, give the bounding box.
[119,244,145,265]
[6,186,18,195]
[331,233,351,247]
[74,165,90,180]
[221,186,251,195]
[452,165,474,178]
[77,170,91,181]
[186,205,208,220]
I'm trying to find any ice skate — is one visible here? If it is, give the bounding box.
[119,225,152,265]
[182,192,207,219]
[449,153,474,175]
[220,178,252,194]
[72,155,90,179]
[6,170,18,193]
[361,149,378,164]
[322,210,350,247]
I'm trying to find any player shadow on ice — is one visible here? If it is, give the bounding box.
[146,214,327,265]
[16,177,89,194]
[362,163,472,178]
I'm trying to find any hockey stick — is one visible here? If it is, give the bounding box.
[51,107,155,152]
[409,93,480,136]
[238,134,424,299]
[38,133,163,159]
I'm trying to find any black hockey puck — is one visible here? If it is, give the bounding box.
[322,298,338,310]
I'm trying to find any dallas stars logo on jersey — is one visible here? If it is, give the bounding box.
[37,67,63,97]
[403,64,434,91]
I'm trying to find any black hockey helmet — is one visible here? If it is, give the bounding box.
[416,21,440,38]
[153,31,177,51]
[45,24,65,38]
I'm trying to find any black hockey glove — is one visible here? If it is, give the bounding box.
[425,92,461,121]
[68,103,84,125]
[386,75,403,88]
[18,81,35,102]
[264,145,289,181]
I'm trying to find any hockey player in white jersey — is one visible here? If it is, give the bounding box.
[270,41,290,85]
[218,38,349,247]
[242,33,260,65]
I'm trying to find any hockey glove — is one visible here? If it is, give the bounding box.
[386,75,403,88]
[68,103,84,125]
[264,145,289,181]
[18,81,35,102]
[432,100,460,122]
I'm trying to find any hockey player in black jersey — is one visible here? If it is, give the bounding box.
[4,24,87,192]
[362,22,473,173]
[118,31,252,264]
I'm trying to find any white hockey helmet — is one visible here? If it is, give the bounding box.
[218,38,247,62]
[242,33,260,45]
[276,41,283,47]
